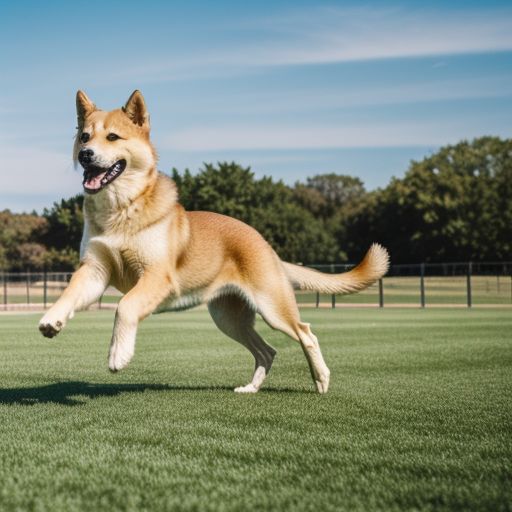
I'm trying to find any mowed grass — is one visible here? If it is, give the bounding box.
[0,308,510,511]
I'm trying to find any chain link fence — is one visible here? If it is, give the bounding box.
[1,262,511,311]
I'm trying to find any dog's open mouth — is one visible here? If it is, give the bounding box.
[82,159,127,194]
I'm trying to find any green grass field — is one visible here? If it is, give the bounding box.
[0,308,510,511]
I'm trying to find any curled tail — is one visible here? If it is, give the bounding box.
[283,243,389,295]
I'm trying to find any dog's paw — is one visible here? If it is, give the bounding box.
[38,317,64,338]
[234,383,259,394]
[39,308,69,338]
[108,344,134,372]
[314,372,330,394]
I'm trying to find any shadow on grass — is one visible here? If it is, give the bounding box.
[0,381,305,406]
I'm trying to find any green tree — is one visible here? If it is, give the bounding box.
[295,174,366,219]
[41,195,84,269]
[342,137,512,263]
[0,210,48,270]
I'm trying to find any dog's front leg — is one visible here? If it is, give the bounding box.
[108,270,174,372]
[39,262,109,338]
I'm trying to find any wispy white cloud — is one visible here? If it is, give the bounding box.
[157,75,512,117]
[111,5,512,84]
[241,6,512,65]
[163,118,508,152]
[258,76,512,112]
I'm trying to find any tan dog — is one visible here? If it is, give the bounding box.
[39,90,389,394]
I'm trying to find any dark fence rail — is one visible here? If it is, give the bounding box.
[294,261,511,308]
[1,262,511,311]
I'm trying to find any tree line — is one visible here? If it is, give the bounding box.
[1,136,511,271]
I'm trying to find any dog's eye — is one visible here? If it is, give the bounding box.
[107,133,120,141]
[80,132,90,143]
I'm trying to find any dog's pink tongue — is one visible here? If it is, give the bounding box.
[84,172,107,190]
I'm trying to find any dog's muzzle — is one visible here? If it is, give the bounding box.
[82,159,127,194]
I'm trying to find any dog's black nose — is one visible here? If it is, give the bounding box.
[78,148,94,165]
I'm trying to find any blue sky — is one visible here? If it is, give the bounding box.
[1,0,511,212]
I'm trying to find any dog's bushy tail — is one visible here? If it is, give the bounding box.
[283,243,389,295]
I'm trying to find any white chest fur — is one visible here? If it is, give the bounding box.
[82,217,171,292]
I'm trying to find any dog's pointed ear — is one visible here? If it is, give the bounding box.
[76,90,96,128]
[123,90,149,128]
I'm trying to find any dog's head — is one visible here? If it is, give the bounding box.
[74,90,157,196]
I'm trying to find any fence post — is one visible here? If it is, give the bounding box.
[2,271,6,311]
[43,268,48,309]
[467,262,472,308]
[378,278,384,307]
[315,292,319,308]
[26,270,30,305]
[330,264,336,308]
[420,263,426,308]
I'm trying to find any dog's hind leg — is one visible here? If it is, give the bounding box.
[208,295,276,393]
[254,285,330,394]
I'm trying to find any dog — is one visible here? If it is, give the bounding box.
[38,90,389,394]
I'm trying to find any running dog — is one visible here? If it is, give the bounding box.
[39,90,389,393]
